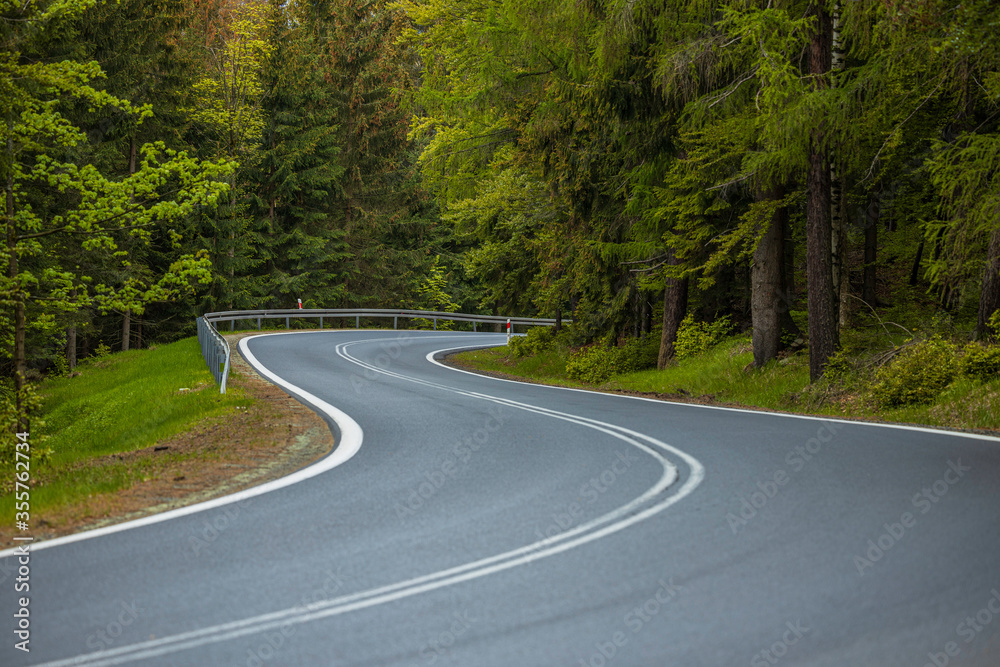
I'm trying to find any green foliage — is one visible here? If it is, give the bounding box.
[872,336,960,408]
[507,326,556,358]
[0,382,52,467]
[961,343,1000,383]
[674,315,733,361]
[565,335,658,384]
[989,311,1000,340]
[413,256,460,331]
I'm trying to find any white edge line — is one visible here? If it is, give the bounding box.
[427,345,1000,443]
[0,332,363,560]
[34,334,703,667]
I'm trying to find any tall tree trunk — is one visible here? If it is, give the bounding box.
[862,194,879,306]
[807,1,838,381]
[554,308,562,334]
[66,288,78,370]
[752,188,785,367]
[122,309,131,351]
[976,226,1000,340]
[657,250,688,370]
[909,241,924,286]
[67,324,77,370]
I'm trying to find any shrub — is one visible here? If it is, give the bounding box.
[988,311,1000,341]
[508,325,556,358]
[566,343,617,383]
[565,335,658,383]
[961,343,1000,382]
[871,336,960,407]
[674,314,733,360]
[616,334,660,374]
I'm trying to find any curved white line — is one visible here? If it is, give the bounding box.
[36,332,704,666]
[0,333,364,560]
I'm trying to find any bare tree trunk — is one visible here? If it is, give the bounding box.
[67,286,78,370]
[752,188,785,367]
[976,226,1000,340]
[909,241,924,286]
[67,324,77,370]
[657,250,688,370]
[807,1,838,381]
[122,310,131,351]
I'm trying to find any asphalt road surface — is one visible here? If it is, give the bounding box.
[3,330,1000,667]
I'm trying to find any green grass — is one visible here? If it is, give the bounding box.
[4,337,247,520]
[453,337,1000,433]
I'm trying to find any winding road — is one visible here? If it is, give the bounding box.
[3,330,1000,666]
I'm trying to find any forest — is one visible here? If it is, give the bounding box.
[3,0,1000,427]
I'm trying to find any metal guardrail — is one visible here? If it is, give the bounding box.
[197,316,231,394]
[197,308,567,393]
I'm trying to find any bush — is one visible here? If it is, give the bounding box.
[961,343,1000,382]
[871,336,960,408]
[566,343,617,383]
[674,314,733,360]
[508,325,556,358]
[565,335,658,384]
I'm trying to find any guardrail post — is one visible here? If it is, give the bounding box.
[433,318,437,331]
[257,317,261,330]
[319,316,323,329]
[394,316,398,330]
[356,315,360,329]
[286,316,290,329]
[473,321,477,333]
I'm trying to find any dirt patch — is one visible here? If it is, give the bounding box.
[0,333,335,549]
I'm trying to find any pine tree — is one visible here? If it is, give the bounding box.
[317,0,413,305]
[251,0,349,308]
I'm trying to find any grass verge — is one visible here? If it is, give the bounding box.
[2,337,247,525]
[451,337,1000,434]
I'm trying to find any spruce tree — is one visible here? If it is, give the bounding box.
[251,0,349,308]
